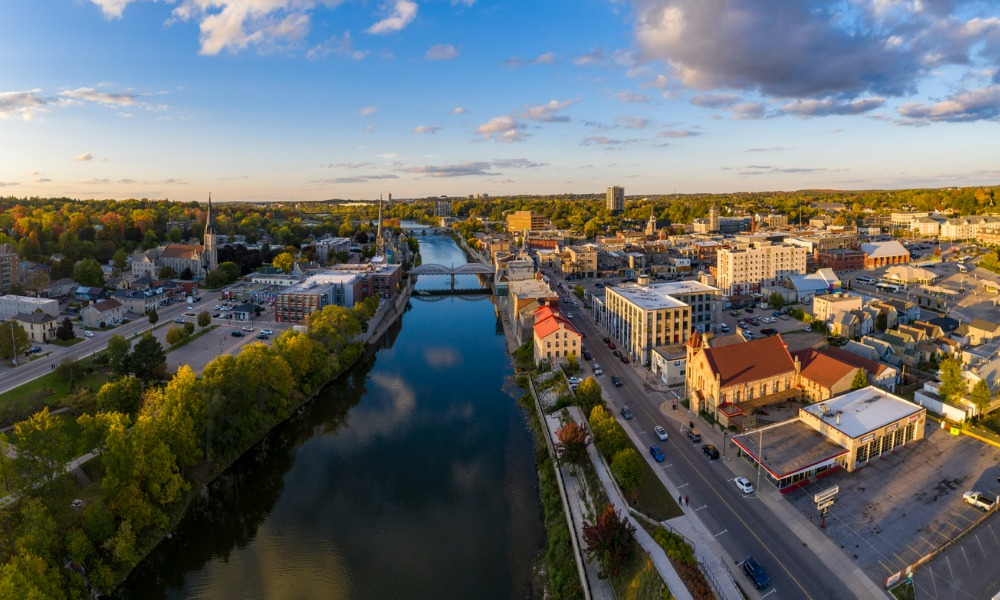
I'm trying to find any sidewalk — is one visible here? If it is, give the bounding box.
[653,397,890,599]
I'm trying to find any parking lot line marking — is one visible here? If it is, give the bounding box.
[761,589,777,598]
[714,529,727,537]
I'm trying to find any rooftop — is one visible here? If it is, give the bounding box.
[732,419,848,479]
[792,348,858,389]
[860,240,909,258]
[701,335,796,389]
[609,280,720,311]
[801,386,924,439]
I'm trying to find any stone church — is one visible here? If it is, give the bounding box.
[131,195,218,279]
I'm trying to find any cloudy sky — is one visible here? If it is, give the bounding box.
[2,0,999,202]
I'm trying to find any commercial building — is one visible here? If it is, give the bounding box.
[816,248,865,271]
[532,306,581,366]
[860,241,910,269]
[506,211,550,232]
[0,244,20,293]
[0,295,60,321]
[274,261,401,323]
[606,186,624,213]
[597,280,722,365]
[792,348,862,403]
[715,241,808,295]
[561,244,598,279]
[732,387,926,489]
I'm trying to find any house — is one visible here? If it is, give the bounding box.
[651,344,687,387]
[75,287,106,302]
[686,331,800,428]
[81,299,125,328]
[48,278,77,298]
[823,346,898,391]
[867,300,899,329]
[956,319,1000,345]
[813,293,863,322]
[907,320,944,341]
[113,288,168,314]
[13,311,59,344]
[532,306,582,366]
[792,348,863,403]
[830,311,861,338]
[882,299,919,325]
[232,303,256,321]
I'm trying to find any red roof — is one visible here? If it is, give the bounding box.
[533,306,579,339]
[821,346,890,377]
[791,348,857,389]
[702,335,796,389]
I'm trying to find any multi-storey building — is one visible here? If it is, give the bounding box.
[0,295,60,320]
[715,241,807,295]
[606,186,624,213]
[0,244,20,293]
[561,244,598,279]
[532,306,581,365]
[505,210,550,232]
[274,261,401,323]
[598,279,722,364]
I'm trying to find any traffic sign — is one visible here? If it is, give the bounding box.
[817,498,835,510]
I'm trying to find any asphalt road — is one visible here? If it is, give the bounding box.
[569,306,856,599]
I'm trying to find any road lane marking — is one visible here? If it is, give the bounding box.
[714,529,728,537]
[694,505,707,511]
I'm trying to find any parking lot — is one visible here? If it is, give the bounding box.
[778,425,1000,586]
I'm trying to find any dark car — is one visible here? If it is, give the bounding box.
[612,376,623,387]
[686,428,701,443]
[620,405,634,419]
[613,350,622,357]
[702,444,720,460]
[772,311,782,317]
[28,346,41,354]
[649,446,665,462]
[742,557,770,589]
[231,330,245,337]
[620,356,629,364]
[602,337,611,344]
[745,307,754,313]
[596,283,605,288]
[582,350,592,360]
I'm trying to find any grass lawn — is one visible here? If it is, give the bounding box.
[625,451,684,522]
[0,370,108,426]
[612,551,669,600]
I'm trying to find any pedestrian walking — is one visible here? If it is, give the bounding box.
[685,495,689,506]
[679,494,683,506]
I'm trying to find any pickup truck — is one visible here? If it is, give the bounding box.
[963,491,998,512]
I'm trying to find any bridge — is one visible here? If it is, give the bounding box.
[410,262,495,292]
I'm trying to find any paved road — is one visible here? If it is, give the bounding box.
[570,309,858,599]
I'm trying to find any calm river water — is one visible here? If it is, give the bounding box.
[121,232,545,599]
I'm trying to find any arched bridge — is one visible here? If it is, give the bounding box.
[410,263,495,276]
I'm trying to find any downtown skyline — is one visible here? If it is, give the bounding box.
[2,0,1000,202]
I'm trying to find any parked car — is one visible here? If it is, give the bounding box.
[742,557,770,589]
[654,426,668,441]
[602,337,611,344]
[686,428,701,443]
[649,445,665,462]
[620,405,634,419]
[745,307,754,313]
[611,376,623,387]
[734,477,754,494]
[720,324,730,332]
[608,341,616,349]
[174,318,185,324]
[620,356,629,364]
[582,350,592,360]
[28,346,41,354]
[702,444,720,460]
[84,331,95,338]
[261,329,273,335]
[257,334,270,340]
[963,491,997,511]
[242,326,254,332]
[772,311,782,317]
[231,331,245,337]
[566,313,574,319]
[568,376,582,385]
[613,349,622,357]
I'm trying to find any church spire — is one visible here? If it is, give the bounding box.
[204,192,215,235]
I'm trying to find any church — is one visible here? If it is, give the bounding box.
[131,195,218,280]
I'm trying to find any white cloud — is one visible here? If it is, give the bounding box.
[425,44,458,61]
[475,116,527,142]
[506,52,555,68]
[170,0,318,56]
[75,152,94,162]
[88,0,133,19]
[616,116,650,129]
[451,106,467,115]
[307,31,368,60]
[520,98,578,122]
[413,125,441,134]
[615,91,651,104]
[359,105,378,116]
[898,85,1000,123]
[0,89,49,121]
[659,129,702,138]
[367,0,418,35]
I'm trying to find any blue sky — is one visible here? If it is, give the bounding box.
[2,0,999,202]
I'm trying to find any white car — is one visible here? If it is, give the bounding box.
[261,329,273,335]
[242,326,254,332]
[566,313,574,319]
[654,426,668,441]
[568,376,582,384]
[735,477,754,494]
[84,331,95,338]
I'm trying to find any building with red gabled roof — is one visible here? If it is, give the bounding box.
[686,330,800,427]
[532,305,581,366]
[792,348,862,403]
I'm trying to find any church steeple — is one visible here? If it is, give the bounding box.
[202,193,218,274]
[205,192,215,235]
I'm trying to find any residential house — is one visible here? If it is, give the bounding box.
[830,311,861,338]
[113,288,169,314]
[792,348,863,403]
[81,299,125,328]
[75,287,106,302]
[651,344,687,387]
[814,292,863,321]
[532,306,582,366]
[823,346,898,391]
[956,319,1000,345]
[13,311,59,344]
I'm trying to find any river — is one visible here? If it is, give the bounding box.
[120,232,545,599]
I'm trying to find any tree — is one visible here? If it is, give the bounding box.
[0,321,31,360]
[554,421,591,466]
[112,248,129,272]
[307,304,363,351]
[564,352,580,375]
[180,267,193,280]
[157,266,177,279]
[938,356,966,404]
[197,311,211,329]
[875,312,888,332]
[574,377,603,413]
[106,334,131,375]
[147,308,158,324]
[273,251,295,273]
[0,553,67,600]
[13,407,71,487]
[183,321,195,336]
[73,258,105,287]
[55,357,86,389]
[55,317,75,341]
[611,448,642,492]
[850,368,869,390]
[130,332,166,381]
[96,376,144,416]
[24,270,50,297]
[970,379,992,416]
[140,365,206,470]
[0,434,13,492]
[219,261,241,281]
[582,504,636,578]
[588,405,628,458]
[165,326,182,345]
[768,292,785,311]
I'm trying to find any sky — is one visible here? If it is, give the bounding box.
[1,0,1000,202]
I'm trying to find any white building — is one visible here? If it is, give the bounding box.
[715,241,807,295]
[0,295,60,321]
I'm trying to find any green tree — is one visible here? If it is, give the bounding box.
[938,356,966,404]
[147,308,159,324]
[106,334,131,375]
[112,247,129,272]
[610,447,642,492]
[307,304,363,351]
[157,266,177,279]
[0,553,67,600]
[73,257,105,287]
[183,321,195,336]
[96,376,144,416]
[55,317,75,341]
[13,407,71,487]
[0,321,31,360]
[15,497,58,559]
[55,357,86,390]
[768,292,785,311]
[554,420,590,467]
[970,379,992,416]
[165,326,181,345]
[582,504,636,579]
[130,332,166,381]
[272,330,330,396]
[564,352,580,375]
[850,368,869,390]
[0,434,13,492]
[140,366,205,470]
[574,377,603,413]
[24,270,50,297]
[273,251,295,273]
[197,311,211,328]
[219,261,241,282]
[588,405,628,458]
